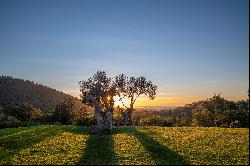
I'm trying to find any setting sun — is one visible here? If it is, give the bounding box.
[114,95,129,107]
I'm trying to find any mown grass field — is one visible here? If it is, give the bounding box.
[0,125,248,165]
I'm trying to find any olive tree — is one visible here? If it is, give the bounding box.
[115,74,157,126]
[79,71,117,133]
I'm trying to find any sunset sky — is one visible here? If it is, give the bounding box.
[0,0,249,107]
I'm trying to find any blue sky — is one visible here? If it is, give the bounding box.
[0,0,249,106]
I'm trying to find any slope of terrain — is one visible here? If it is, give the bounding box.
[0,76,88,112]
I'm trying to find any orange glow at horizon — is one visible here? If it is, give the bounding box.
[113,95,194,107]
[69,89,248,107]
[124,94,248,107]
[133,97,196,107]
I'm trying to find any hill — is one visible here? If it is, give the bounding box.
[0,75,88,112]
[0,125,248,165]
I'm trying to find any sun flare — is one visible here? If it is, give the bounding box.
[114,95,129,107]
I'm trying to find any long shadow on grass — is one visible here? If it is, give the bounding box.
[76,127,188,165]
[77,132,119,165]
[0,125,71,164]
[113,127,188,165]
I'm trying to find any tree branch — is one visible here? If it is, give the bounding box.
[119,96,128,109]
[132,93,142,106]
[86,92,102,112]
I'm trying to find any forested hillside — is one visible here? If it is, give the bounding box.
[0,76,85,112]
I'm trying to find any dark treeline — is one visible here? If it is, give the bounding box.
[131,93,249,128]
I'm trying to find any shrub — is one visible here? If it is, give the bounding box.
[52,102,72,125]
[137,115,174,127]
[72,107,89,125]
[30,108,44,122]
[76,115,96,126]
[10,103,33,121]
[0,115,19,129]
[192,108,214,127]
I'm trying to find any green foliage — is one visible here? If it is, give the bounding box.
[72,107,89,125]
[173,113,192,127]
[174,93,249,128]
[236,100,249,127]
[0,125,248,165]
[79,71,117,108]
[139,115,174,127]
[1,104,40,129]
[192,108,215,127]
[1,103,44,128]
[129,93,249,128]
[75,115,97,126]
[10,103,33,121]
[131,109,180,127]
[115,74,157,109]
[0,113,18,129]
[30,108,44,122]
[52,99,74,125]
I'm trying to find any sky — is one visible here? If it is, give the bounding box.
[0,0,249,107]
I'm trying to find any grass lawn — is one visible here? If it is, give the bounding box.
[0,125,248,165]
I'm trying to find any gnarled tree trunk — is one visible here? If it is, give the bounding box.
[92,104,105,134]
[92,107,113,134]
[104,106,113,132]
[89,99,113,134]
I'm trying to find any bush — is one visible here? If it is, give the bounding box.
[0,115,19,129]
[138,115,174,127]
[10,103,33,121]
[40,112,54,123]
[52,102,71,125]
[30,108,44,122]
[71,107,89,125]
[192,108,214,127]
[75,115,96,126]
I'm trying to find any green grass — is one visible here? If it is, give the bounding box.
[0,125,248,165]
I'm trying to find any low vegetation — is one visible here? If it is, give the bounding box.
[0,125,248,165]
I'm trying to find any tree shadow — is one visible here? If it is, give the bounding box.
[75,127,188,165]
[115,127,189,165]
[0,125,66,164]
[77,133,119,165]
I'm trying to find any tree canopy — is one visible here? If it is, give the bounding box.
[115,74,157,109]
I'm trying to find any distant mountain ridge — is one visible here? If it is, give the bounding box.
[0,75,86,112]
